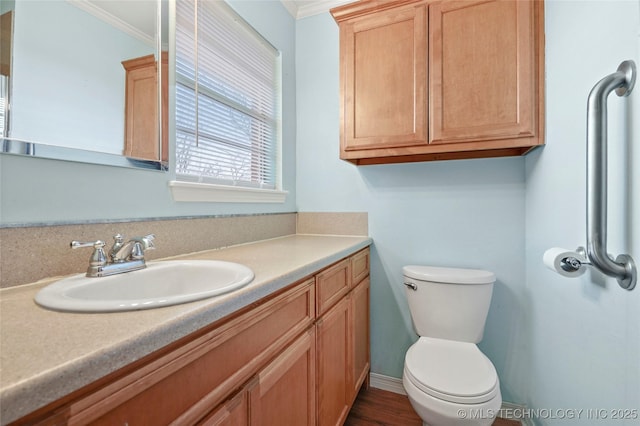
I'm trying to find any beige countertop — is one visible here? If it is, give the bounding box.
[0,234,371,424]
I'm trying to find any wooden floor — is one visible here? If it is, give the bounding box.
[345,387,520,426]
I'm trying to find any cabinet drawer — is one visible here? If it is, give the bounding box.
[60,280,315,425]
[316,259,350,316]
[350,248,370,286]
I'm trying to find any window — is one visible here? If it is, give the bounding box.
[0,76,7,137]
[170,0,285,202]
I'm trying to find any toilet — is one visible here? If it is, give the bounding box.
[402,265,502,426]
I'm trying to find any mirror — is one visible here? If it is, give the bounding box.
[0,0,167,170]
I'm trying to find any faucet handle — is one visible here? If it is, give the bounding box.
[130,242,146,260]
[71,240,107,267]
[127,235,155,261]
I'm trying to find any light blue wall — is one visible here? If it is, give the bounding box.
[524,1,640,423]
[295,12,528,401]
[0,0,297,225]
[296,0,640,418]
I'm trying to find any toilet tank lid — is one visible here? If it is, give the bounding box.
[403,265,495,284]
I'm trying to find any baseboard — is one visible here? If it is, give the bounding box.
[369,373,533,425]
[369,372,407,395]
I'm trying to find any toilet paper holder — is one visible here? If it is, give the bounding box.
[582,60,637,290]
[559,247,590,273]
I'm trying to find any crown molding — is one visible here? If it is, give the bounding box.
[280,0,299,18]
[66,0,155,46]
[280,0,354,19]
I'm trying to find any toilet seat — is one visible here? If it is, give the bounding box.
[404,337,499,404]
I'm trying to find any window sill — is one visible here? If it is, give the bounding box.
[169,181,288,203]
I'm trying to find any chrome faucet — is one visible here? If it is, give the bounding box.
[71,234,155,277]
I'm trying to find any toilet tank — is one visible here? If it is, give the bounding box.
[403,265,495,343]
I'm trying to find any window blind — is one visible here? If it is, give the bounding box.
[175,0,281,189]
[0,75,7,137]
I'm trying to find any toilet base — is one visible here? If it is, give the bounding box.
[403,369,501,426]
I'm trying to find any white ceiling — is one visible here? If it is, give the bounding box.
[280,0,354,19]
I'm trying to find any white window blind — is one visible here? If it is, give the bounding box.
[0,75,7,137]
[175,0,281,190]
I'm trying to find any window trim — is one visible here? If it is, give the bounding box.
[169,180,287,203]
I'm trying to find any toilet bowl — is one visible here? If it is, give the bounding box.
[402,266,501,426]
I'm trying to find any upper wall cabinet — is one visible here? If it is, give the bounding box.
[331,0,545,166]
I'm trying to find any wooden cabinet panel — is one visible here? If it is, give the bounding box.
[316,297,351,426]
[249,330,316,426]
[341,3,427,155]
[57,280,314,425]
[316,250,371,426]
[316,259,350,316]
[350,248,370,287]
[331,0,545,165]
[198,386,250,426]
[122,53,168,162]
[429,0,536,144]
[1,11,12,77]
[350,277,370,401]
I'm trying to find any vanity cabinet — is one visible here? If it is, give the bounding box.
[316,249,370,426]
[13,248,370,426]
[331,0,545,165]
[122,53,168,162]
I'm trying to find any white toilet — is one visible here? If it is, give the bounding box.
[402,265,502,426]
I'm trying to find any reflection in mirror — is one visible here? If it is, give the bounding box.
[0,0,166,169]
[1,0,12,136]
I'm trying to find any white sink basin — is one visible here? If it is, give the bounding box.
[35,260,254,313]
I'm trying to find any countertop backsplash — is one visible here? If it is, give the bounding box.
[0,212,368,289]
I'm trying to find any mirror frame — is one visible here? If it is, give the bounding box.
[0,0,167,171]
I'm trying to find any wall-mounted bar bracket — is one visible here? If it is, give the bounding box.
[586,60,637,290]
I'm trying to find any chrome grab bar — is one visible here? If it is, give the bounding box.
[585,60,637,290]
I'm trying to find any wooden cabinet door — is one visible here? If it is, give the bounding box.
[429,0,537,145]
[249,330,316,426]
[349,277,370,403]
[316,297,351,426]
[340,2,428,154]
